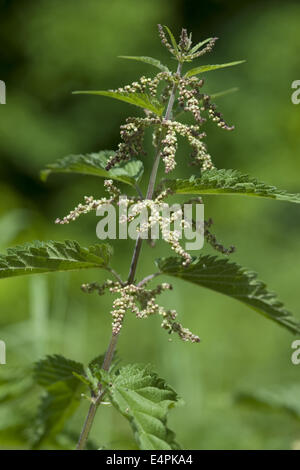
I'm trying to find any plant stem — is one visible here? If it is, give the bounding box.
[76,61,182,450]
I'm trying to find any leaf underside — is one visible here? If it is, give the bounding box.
[73,90,164,116]
[41,150,144,186]
[0,240,112,279]
[156,255,300,334]
[106,364,182,450]
[163,168,300,203]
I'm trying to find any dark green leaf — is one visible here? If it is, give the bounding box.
[156,255,300,334]
[118,56,170,73]
[185,60,245,77]
[33,355,85,447]
[163,169,300,203]
[73,90,164,116]
[104,364,182,450]
[0,240,113,279]
[41,151,144,186]
[34,355,84,390]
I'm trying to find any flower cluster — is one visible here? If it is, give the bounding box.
[55,195,110,225]
[184,37,218,60]
[159,120,214,171]
[202,94,234,131]
[85,279,200,342]
[158,24,217,63]
[204,218,235,255]
[55,179,136,225]
[178,76,205,123]
[105,116,159,170]
[161,126,177,173]
[157,24,176,56]
[124,191,192,266]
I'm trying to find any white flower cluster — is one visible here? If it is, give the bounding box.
[148,71,174,98]
[111,72,173,100]
[160,120,214,171]
[178,76,205,123]
[103,280,200,342]
[124,192,192,266]
[55,179,135,225]
[161,126,177,173]
[55,195,111,225]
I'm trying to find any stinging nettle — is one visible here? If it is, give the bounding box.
[0,25,300,451]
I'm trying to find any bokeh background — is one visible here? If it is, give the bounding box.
[0,0,300,450]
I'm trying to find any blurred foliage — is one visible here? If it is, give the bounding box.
[0,0,300,450]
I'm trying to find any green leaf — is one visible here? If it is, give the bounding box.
[41,150,144,186]
[104,364,182,450]
[189,38,213,55]
[163,169,300,203]
[118,56,170,73]
[163,25,178,52]
[185,60,245,77]
[156,255,300,334]
[34,355,85,389]
[210,87,239,99]
[236,384,300,420]
[73,90,164,116]
[0,240,113,279]
[33,355,85,447]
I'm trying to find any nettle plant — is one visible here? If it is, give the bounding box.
[1,25,300,450]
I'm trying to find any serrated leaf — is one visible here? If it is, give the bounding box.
[119,56,170,73]
[156,255,300,334]
[104,364,182,450]
[41,151,144,186]
[185,60,245,77]
[0,240,113,279]
[236,384,300,420]
[34,355,84,389]
[163,25,178,52]
[33,355,85,447]
[189,38,213,55]
[163,169,300,203]
[73,90,164,116]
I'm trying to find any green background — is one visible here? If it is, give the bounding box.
[0,0,300,449]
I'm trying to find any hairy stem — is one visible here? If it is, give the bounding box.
[76,62,182,451]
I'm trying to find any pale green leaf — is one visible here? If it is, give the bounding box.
[41,150,144,186]
[118,56,169,73]
[156,255,300,334]
[185,60,245,77]
[163,25,178,52]
[0,240,113,279]
[73,90,164,116]
[189,38,213,55]
[162,169,300,203]
[104,364,182,450]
